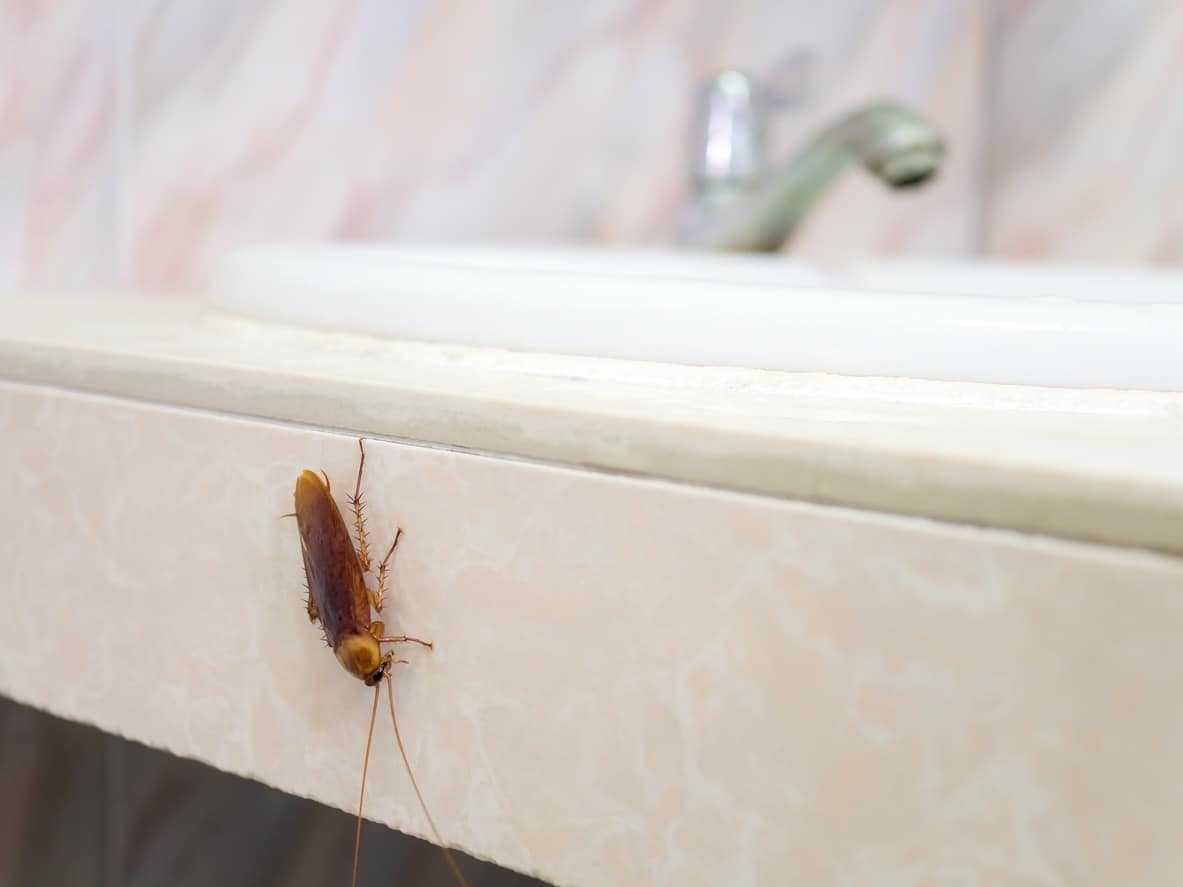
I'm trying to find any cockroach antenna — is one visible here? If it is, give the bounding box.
[351,684,381,887]
[387,675,471,887]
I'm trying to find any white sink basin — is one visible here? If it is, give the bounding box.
[211,244,1183,391]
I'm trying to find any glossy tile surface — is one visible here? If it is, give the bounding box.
[7,1,1183,287]
[5,0,985,289]
[988,0,1183,263]
[0,2,118,288]
[3,381,1183,885]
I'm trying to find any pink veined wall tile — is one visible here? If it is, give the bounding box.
[987,0,1183,263]
[123,0,989,290]
[0,0,119,289]
[6,1,1181,292]
[781,0,988,258]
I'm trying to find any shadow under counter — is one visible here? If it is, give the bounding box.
[0,694,549,887]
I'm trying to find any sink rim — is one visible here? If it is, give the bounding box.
[209,243,1183,392]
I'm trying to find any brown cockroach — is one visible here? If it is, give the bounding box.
[292,438,468,887]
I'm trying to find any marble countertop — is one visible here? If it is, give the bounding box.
[3,294,1182,555]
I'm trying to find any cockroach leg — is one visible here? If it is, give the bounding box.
[372,527,402,614]
[379,634,433,650]
[305,592,320,623]
[347,438,373,574]
[369,623,431,650]
[376,653,409,677]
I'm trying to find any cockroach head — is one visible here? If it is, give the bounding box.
[335,632,385,685]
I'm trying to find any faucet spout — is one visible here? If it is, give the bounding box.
[680,95,945,252]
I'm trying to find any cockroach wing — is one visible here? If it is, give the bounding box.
[294,469,372,648]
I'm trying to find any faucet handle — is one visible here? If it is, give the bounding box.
[690,69,766,191]
[689,54,814,192]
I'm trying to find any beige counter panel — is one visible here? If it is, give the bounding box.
[2,380,1181,885]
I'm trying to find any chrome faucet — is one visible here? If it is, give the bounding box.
[678,69,945,252]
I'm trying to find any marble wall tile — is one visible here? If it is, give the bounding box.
[4,379,1183,885]
[6,1,1181,292]
[124,0,985,287]
[782,1,987,258]
[0,0,120,289]
[988,0,1183,263]
[0,0,987,291]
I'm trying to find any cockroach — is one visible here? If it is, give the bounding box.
[291,438,469,887]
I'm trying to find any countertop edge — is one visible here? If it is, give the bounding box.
[2,315,1181,557]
